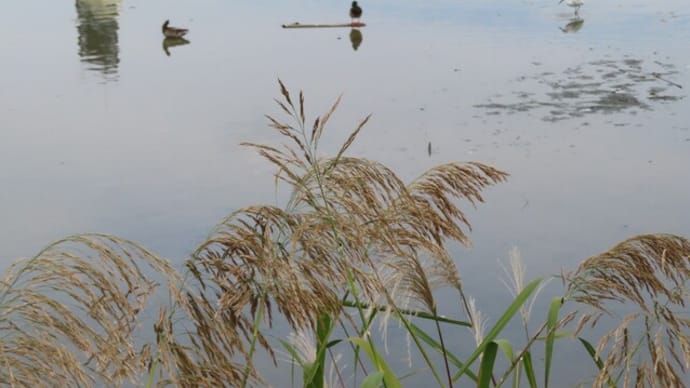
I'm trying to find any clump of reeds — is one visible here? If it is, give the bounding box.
[0,234,178,386]
[565,234,690,387]
[186,80,509,386]
[2,82,689,388]
[0,82,509,387]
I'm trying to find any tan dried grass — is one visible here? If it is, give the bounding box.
[1,81,509,386]
[0,234,176,386]
[566,234,690,387]
[191,82,508,336]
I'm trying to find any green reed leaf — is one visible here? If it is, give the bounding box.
[544,297,563,388]
[522,351,537,388]
[349,337,402,388]
[452,277,542,382]
[494,339,514,363]
[360,371,384,388]
[478,341,499,388]
[578,337,615,387]
[408,323,478,382]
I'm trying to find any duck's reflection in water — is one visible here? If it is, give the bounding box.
[162,37,190,57]
[349,28,363,51]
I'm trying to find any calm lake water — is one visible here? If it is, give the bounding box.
[1,0,689,385]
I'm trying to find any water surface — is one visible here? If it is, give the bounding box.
[1,0,689,385]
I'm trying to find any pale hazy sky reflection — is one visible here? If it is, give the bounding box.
[0,1,688,385]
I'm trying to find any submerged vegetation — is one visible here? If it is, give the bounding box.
[1,82,689,387]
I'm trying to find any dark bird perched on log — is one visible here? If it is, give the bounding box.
[350,1,363,24]
[162,20,189,38]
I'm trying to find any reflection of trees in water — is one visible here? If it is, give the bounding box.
[76,0,121,80]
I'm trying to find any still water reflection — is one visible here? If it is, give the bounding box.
[560,16,584,33]
[349,28,363,50]
[76,0,121,80]
[1,0,689,385]
[162,37,190,57]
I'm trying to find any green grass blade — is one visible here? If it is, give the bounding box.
[578,337,603,369]
[279,338,320,388]
[342,300,471,327]
[544,297,563,388]
[494,339,514,363]
[310,314,332,388]
[537,330,573,341]
[494,338,517,388]
[522,351,537,388]
[360,371,385,388]
[409,323,479,382]
[278,339,304,366]
[326,339,343,348]
[452,277,543,382]
[578,337,616,387]
[478,341,499,388]
[145,357,158,388]
[241,297,266,388]
[349,337,402,388]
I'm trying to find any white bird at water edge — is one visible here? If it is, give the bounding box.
[559,0,584,15]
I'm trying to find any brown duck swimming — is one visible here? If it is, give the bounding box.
[162,20,189,38]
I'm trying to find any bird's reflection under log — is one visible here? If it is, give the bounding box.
[350,29,363,51]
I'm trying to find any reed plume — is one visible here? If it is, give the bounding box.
[565,234,690,387]
[0,234,176,386]
[192,81,506,317]
[188,80,508,384]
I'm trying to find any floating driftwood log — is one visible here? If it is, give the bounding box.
[282,22,366,29]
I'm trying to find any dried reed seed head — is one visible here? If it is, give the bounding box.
[373,246,461,314]
[153,297,261,387]
[0,234,179,386]
[193,196,470,331]
[191,84,509,342]
[566,234,690,388]
[167,82,509,384]
[567,234,690,309]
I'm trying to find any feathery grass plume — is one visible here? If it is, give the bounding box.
[372,246,460,368]
[281,326,348,387]
[500,247,551,334]
[564,234,690,387]
[406,162,508,246]
[192,205,345,331]
[187,81,508,384]
[374,246,460,315]
[286,328,317,365]
[195,82,506,318]
[326,352,347,388]
[151,283,260,387]
[501,248,526,298]
[466,297,487,347]
[0,234,176,387]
